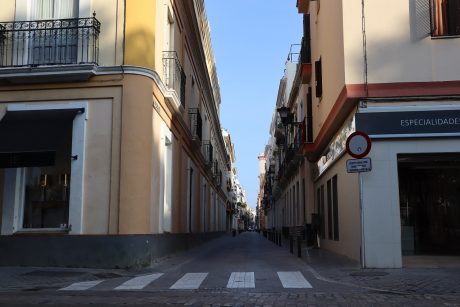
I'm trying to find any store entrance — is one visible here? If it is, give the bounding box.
[398,153,460,255]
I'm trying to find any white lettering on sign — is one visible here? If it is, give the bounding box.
[400,118,460,127]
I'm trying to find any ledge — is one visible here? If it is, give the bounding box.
[0,64,98,84]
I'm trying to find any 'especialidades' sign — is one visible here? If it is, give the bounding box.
[355,109,460,137]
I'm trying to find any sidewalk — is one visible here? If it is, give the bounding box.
[264,232,460,297]
[0,266,133,291]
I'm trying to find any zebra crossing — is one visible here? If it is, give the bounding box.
[58,271,313,291]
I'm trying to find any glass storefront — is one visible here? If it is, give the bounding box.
[398,153,460,255]
[0,108,79,231]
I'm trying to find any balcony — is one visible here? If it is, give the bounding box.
[188,108,202,141]
[162,51,186,108]
[275,119,306,187]
[297,0,310,14]
[0,16,100,67]
[202,141,213,167]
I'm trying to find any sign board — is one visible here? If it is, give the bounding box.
[346,131,372,159]
[355,109,460,137]
[346,158,372,173]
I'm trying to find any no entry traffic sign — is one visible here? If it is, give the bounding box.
[346,131,372,159]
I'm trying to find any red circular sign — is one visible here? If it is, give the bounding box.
[346,131,372,159]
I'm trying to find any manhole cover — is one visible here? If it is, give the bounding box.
[22,270,86,277]
[350,271,389,277]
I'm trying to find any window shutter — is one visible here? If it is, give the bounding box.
[315,59,322,98]
[448,0,460,35]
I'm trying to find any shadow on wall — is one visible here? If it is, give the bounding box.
[124,30,155,69]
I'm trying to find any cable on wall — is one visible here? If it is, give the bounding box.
[361,0,369,97]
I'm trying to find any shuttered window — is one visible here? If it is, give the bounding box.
[431,0,460,36]
[315,58,322,98]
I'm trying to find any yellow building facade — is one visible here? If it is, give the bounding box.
[0,0,231,267]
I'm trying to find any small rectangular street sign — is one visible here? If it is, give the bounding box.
[346,158,372,173]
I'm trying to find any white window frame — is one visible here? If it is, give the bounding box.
[1,101,87,235]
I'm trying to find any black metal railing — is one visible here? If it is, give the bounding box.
[188,108,202,141]
[0,15,100,67]
[162,51,186,107]
[202,141,213,166]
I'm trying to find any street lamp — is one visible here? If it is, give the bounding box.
[277,106,293,126]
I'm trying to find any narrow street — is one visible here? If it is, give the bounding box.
[1,232,460,306]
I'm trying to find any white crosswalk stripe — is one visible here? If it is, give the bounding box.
[58,271,314,291]
[114,273,164,290]
[169,273,208,289]
[277,271,312,288]
[227,272,255,288]
[58,280,104,291]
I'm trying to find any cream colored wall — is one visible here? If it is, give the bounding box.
[0,0,15,20]
[315,156,361,262]
[82,99,113,234]
[118,75,155,234]
[92,0,125,66]
[343,0,460,84]
[311,1,346,139]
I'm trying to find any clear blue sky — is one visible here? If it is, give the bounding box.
[204,1,302,208]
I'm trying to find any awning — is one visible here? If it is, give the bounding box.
[0,108,83,168]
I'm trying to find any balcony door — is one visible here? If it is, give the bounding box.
[28,0,79,65]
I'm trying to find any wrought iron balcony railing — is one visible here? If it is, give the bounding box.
[202,140,213,166]
[162,51,186,107]
[188,108,203,141]
[0,15,100,67]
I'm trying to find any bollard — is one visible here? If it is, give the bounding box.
[278,232,282,247]
[289,236,294,254]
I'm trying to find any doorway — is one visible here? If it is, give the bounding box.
[398,153,460,255]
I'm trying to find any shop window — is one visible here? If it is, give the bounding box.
[326,175,339,241]
[327,179,333,240]
[431,0,460,36]
[332,175,339,241]
[0,108,81,232]
[318,184,325,239]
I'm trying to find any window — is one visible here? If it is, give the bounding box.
[327,179,333,240]
[315,58,322,98]
[29,0,79,65]
[31,0,78,20]
[326,175,339,241]
[0,108,83,233]
[431,0,460,36]
[319,184,325,239]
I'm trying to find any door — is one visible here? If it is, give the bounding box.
[29,0,79,65]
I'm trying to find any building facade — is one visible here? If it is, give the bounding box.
[262,0,460,268]
[0,0,232,267]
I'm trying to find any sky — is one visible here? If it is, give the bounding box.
[204,1,303,208]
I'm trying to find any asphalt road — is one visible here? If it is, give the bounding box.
[1,232,459,306]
